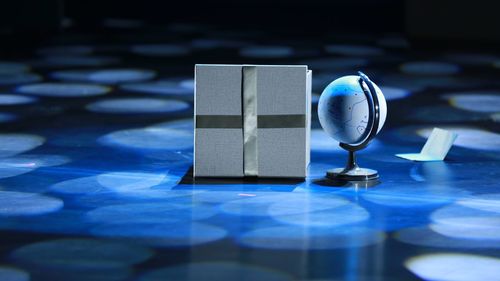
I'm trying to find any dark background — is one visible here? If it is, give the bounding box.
[1,0,500,52]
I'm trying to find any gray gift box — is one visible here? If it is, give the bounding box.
[194,64,312,178]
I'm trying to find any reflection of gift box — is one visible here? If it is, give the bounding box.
[194,64,312,178]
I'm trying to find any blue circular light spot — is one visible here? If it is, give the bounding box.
[379,86,411,100]
[0,73,42,85]
[17,83,110,97]
[51,176,107,195]
[121,80,193,96]
[131,44,190,56]
[362,185,469,208]
[102,18,144,29]
[0,134,44,158]
[239,226,385,250]
[400,61,460,76]
[271,201,370,227]
[443,52,498,66]
[99,127,193,150]
[86,202,217,224]
[86,98,190,114]
[0,191,63,216]
[191,39,249,49]
[395,226,500,249]
[377,36,410,48]
[52,69,156,84]
[139,262,292,281]
[301,57,369,71]
[0,113,16,123]
[325,44,384,56]
[91,222,227,248]
[0,266,29,281]
[35,55,120,67]
[0,154,70,180]
[37,45,93,56]
[0,94,37,105]
[0,62,29,74]
[11,238,153,280]
[240,46,294,58]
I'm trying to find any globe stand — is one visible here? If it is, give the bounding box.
[326,150,379,181]
[324,71,382,183]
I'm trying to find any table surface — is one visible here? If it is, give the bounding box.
[0,23,499,281]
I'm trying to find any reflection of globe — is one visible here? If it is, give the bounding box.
[318,75,387,145]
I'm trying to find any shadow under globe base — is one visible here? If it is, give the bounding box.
[326,167,379,181]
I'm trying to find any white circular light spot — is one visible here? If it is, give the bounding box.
[430,204,500,240]
[443,91,500,113]
[457,194,500,214]
[405,253,500,281]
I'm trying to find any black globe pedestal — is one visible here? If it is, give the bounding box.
[326,150,379,181]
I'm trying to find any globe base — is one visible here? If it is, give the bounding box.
[326,167,379,181]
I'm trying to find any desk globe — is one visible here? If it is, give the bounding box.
[318,72,387,181]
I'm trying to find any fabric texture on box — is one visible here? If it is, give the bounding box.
[194,64,311,178]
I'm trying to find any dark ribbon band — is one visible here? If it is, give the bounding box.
[195,114,306,129]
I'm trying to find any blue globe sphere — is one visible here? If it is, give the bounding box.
[318,75,387,145]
